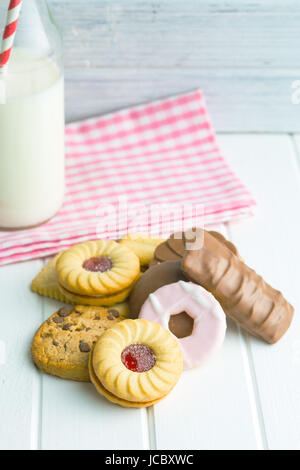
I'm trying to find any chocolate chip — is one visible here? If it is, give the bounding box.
[53,316,65,324]
[107,314,114,320]
[79,341,91,353]
[58,307,72,317]
[62,323,72,331]
[85,327,91,332]
[108,309,120,318]
[52,341,59,347]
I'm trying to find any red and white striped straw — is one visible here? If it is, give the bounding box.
[0,0,23,73]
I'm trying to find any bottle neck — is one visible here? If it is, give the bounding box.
[1,0,62,64]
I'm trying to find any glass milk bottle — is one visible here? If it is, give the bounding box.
[0,0,65,229]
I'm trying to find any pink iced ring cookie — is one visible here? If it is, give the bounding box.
[139,281,226,369]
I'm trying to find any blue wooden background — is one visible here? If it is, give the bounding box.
[49,0,300,132]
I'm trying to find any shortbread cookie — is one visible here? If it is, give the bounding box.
[56,240,140,304]
[31,252,71,303]
[89,319,183,407]
[119,233,165,268]
[32,303,129,382]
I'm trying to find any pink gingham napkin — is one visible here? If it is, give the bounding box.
[0,90,256,266]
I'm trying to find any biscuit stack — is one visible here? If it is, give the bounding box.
[55,240,141,306]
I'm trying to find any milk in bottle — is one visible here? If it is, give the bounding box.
[0,0,65,229]
[0,48,65,229]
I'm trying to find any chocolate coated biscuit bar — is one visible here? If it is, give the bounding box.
[182,230,294,344]
[150,229,239,266]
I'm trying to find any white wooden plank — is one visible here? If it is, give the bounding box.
[46,0,300,131]
[0,260,44,450]
[64,68,300,133]
[39,296,149,450]
[153,321,260,450]
[50,0,300,70]
[291,135,300,167]
[153,224,259,450]
[218,134,300,450]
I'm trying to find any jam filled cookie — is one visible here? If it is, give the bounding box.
[57,284,133,307]
[31,252,130,306]
[119,233,165,269]
[89,319,183,407]
[32,303,129,382]
[139,281,226,369]
[56,240,140,306]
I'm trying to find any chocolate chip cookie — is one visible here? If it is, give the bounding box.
[31,303,129,382]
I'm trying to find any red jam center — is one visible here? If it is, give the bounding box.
[82,256,112,273]
[121,344,156,372]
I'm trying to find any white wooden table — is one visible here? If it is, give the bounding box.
[1,0,300,451]
[0,133,299,450]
